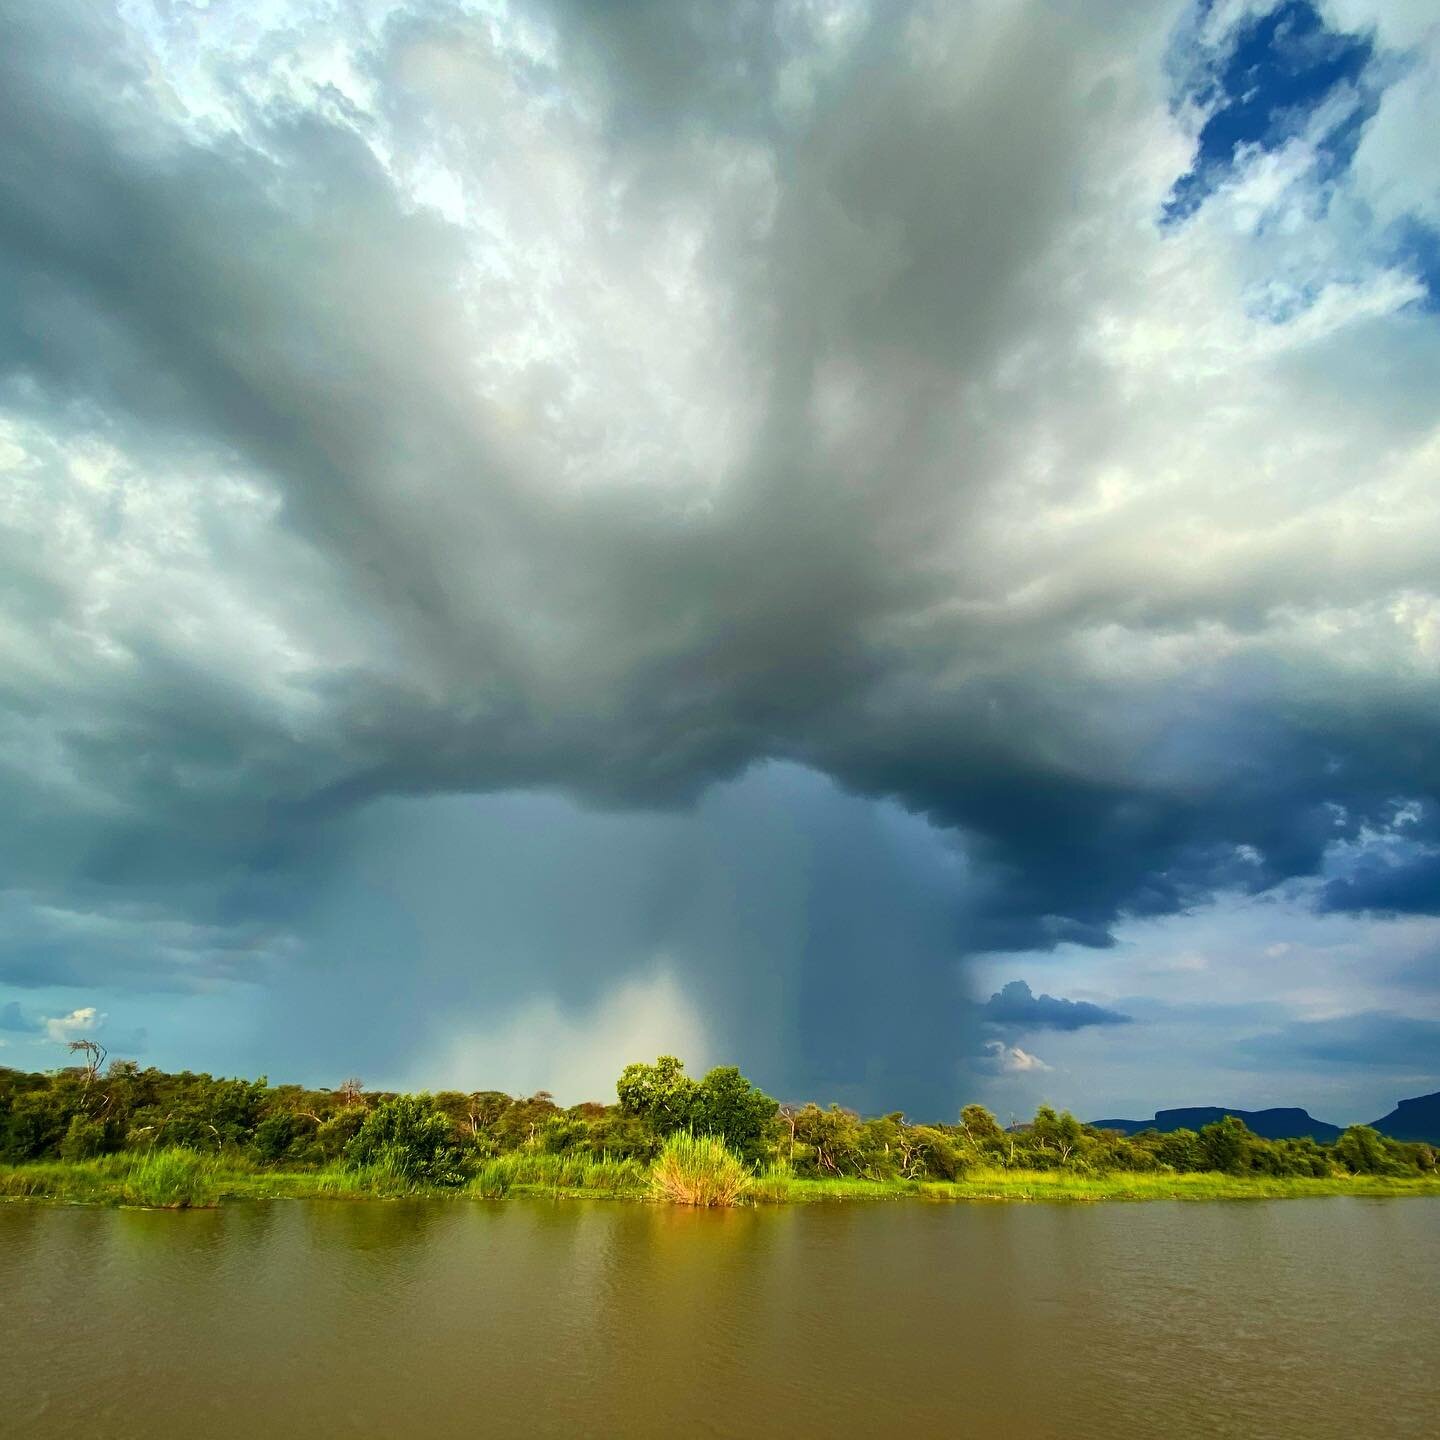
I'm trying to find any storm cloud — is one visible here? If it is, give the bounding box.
[982,981,1132,1033]
[2,0,1438,1110]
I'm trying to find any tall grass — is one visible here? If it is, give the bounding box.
[115,1149,221,1208]
[650,1132,750,1207]
[5,1153,1436,1209]
[307,1158,433,1198]
[0,1149,221,1208]
[469,1151,649,1199]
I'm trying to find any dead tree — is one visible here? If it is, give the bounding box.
[67,1038,107,1094]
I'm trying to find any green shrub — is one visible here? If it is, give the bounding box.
[252,1112,305,1162]
[344,1096,466,1186]
[59,1114,108,1161]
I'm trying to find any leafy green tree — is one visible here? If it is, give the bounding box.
[1334,1125,1395,1176]
[616,1056,700,1132]
[691,1066,778,1164]
[960,1105,1003,1143]
[1152,1128,1201,1172]
[1198,1116,1250,1174]
[791,1103,865,1176]
[1030,1107,1087,1166]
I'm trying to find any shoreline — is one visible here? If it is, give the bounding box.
[5,1159,1439,1210]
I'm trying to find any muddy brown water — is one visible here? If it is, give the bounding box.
[2,1196,1436,1438]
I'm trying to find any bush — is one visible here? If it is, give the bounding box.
[314,1108,366,1160]
[59,1114,108,1161]
[650,1132,750,1207]
[1335,1125,1398,1176]
[253,1112,305,1162]
[344,1096,466,1186]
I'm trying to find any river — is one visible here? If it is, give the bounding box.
[2,1196,1436,1437]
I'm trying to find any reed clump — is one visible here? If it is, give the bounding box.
[115,1148,221,1208]
[650,1132,750,1207]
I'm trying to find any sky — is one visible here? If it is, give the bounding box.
[1,0,1438,1124]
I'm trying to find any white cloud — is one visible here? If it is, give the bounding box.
[42,1006,105,1044]
[983,1040,1052,1074]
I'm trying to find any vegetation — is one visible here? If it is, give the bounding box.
[650,1132,751,1206]
[2,1050,1437,1210]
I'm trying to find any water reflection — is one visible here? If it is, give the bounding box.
[2,1197,1435,1439]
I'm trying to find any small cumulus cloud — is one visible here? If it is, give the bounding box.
[982,1040,1053,1074]
[42,1006,105,1044]
[981,980,1132,1032]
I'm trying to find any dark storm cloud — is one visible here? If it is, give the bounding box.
[1,0,1438,1099]
[1237,1012,1440,1070]
[982,980,1132,1032]
[1321,851,1440,917]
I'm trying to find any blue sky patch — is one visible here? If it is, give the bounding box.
[1165,1,1374,223]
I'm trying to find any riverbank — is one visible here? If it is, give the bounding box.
[4,1150,1438,1209]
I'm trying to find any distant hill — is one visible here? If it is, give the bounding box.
[1088,1106,1342,1143]
[1370,1091,1440,1144]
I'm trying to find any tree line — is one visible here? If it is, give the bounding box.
[1,1049,1434,1185]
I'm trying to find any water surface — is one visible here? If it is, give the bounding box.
[2,1196,1435,1437]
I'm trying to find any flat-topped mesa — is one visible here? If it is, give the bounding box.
[1370,1092,1440,1145]
[1091,1094,1440,1145]
[1089,1107,1341,1142]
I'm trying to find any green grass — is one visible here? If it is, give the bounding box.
[650,1133,751,1206]
[4,1154,1437,1210]
[751,1167,1440,1204]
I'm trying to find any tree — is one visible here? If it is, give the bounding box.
[1153,1128,1201,1172]
[1031,1106,1085,1165]
[959,1104,1003,1161]
[66,1039,106,1092]
[691,1066,778,1164]
[791,1103,864,1176]
[960,1104,1003,1141]
[3,1087,77,1161]
[616,1056,699,1132]
[1334,1125,1394,1176]
[1198,1116,1250,1174]
[908,1124,964,1180]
